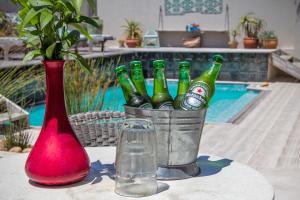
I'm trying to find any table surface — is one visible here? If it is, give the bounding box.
[0,147,274,200]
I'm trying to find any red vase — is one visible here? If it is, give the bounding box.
[25,60,90,185]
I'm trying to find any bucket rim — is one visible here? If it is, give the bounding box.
[124,105,207,113]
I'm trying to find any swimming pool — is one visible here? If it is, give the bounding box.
[27,80,260,126]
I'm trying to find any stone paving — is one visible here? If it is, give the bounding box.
[199,81,300,200]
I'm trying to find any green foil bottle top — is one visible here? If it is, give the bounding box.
[153,60,165,68]
[212,55,223,64]
[115,65,127,75]
[179,61,190,69]
[130,61,142,68]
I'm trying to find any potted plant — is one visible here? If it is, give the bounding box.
[122,19,142,48]
[239,13,264,48]
[259,30,278,49]
[12,0,99,185]
[228,29,239,48]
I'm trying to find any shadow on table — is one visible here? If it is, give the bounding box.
[29,160,115,188]
[157,182,169,194]
[86,160,115,184]
[197,156,233,177]
[29,156,230,189]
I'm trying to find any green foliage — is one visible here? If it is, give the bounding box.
[0,66,44,142]
[122,19,143,40]
[87,16,103,34]
[0,100,7,113]
[64,57,120,115]
[0,12,18,36]
[259,30,277,40]
[11,0,100,71]
[0,66,45,107]
[4,120,31,150]
[0,56,120,124]
[239,13,265,38]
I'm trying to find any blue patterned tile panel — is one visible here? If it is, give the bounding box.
[165,0,223,15]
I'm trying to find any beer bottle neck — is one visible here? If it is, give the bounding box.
[131,67,144,79]
[154,68,169,94]
[131,67,147,96]
[177,68,190,95]
[118,71,137,102]
[207,62,222,82]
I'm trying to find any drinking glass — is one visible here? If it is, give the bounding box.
[115,118,157,197]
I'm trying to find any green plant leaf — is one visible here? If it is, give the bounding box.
[65,30,80,46]
[18,7,29,19]
[23,49,42,62]
[28,0,52,7]
[79,16,100,28]
[22,8,40,28]
[31,14,39,26]
[59,0,77,13]
[12,0,28,8]
[70,23,92,40]
[29,29,42,35]
[66,51,91,72]
[46,42,57,59]
[71,0,83,15]
[27,35,40,46]
[40,9,53,29]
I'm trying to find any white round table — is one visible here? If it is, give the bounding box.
[0,147,274,200]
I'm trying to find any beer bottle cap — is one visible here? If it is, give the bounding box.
[213,55,223,64]
[130,61,142,69]
[115,65,127,75]
[153,60,165,68]
[179,61,190,69]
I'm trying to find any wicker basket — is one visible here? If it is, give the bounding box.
[69,111,125,147]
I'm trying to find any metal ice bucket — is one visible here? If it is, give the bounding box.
[124,106,207,180]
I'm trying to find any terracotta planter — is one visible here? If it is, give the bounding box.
[126,38,139,48]
[228,40,238,48]
[25,60,90,185]
[261,39,278,49]
[243,37,258,49]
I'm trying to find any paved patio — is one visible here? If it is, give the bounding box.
[200,80,300,199]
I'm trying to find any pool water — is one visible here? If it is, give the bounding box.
[27,80,259,126]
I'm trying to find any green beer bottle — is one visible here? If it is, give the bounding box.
[151,60,174,109]
[180,55,223,110]
[129,61,151,101]
[174,61,191,109]
[115,65,152,109]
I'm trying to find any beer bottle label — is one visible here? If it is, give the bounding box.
[180,81,210,110]
[139,103,153,109]
[158,102,174,110]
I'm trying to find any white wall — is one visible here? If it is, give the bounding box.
[96,0,296,49]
